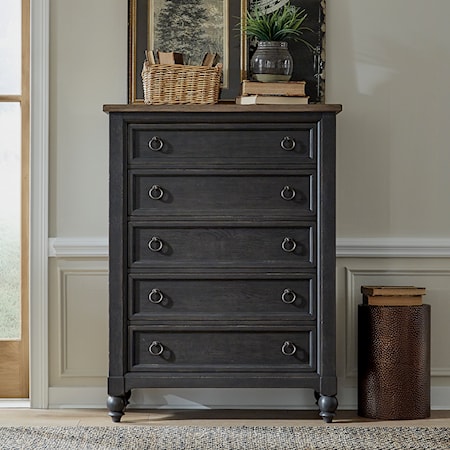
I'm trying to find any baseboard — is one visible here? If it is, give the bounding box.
[47,386,450,410]
[48,387,108,409]
[48,387,317,410]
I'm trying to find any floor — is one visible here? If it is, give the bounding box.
[0,408,449,427]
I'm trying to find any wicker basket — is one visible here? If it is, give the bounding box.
[142,61,222,105]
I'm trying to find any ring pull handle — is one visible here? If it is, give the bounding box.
[280,136,296,151]
[280,185,296,201]
[148,136,164,151]
[148,341,164,356]
[281,341,297,356]
[148,288,164,304]
[281,237,297,253]
[281,289,297,304]
[148,184,164,200]
[148,236,164,252]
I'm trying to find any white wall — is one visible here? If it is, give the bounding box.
[327,0,450,238]
[47,0,450,410]
[49,0,127,237]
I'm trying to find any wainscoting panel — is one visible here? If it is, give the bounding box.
[47,238,450,409]
[50,258,108,385]
[344,266,450,378]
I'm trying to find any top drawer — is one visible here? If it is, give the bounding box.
[128,123,317,167]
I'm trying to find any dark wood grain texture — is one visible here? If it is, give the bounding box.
[107,105,340,423]
[128,276,316,321]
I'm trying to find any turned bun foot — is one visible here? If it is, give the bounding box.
[107,395,126,423]
[318,395,338,423]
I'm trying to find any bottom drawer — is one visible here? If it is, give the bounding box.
[129,327,316,372]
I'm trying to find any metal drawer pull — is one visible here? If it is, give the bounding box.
[281,341,297,356]
[280,185,296,201]
[148,236,164,252]
[281,289,297,304]
[281,237,297,253]
[149,289,164,304]
[148,341,164,356]
[148,136,164,151]
[148,184,164,200]
[280,136,296,151]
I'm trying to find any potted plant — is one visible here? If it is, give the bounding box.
[240,1,313,82]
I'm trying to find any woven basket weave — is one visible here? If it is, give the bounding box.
[142,61,222,105]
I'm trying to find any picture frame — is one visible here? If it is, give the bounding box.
[246,0,326,103]
[128,0,325,104]
[128,0,246,103]
[287,0,325,103]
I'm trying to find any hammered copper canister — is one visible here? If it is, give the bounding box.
[358,304,430,420]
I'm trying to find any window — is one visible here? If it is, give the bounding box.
[0,0,30,398]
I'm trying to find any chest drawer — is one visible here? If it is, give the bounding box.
[129,125,316,166]
[129,224,315,269]
[129,327,316,372]
[129,275,315,321]
[129,172,315,218]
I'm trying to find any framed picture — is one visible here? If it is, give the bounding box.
[288,0,325,103]
[247,0,325,103]
[128,0,325,104]
[128,0,246,103]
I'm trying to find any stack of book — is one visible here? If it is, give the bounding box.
[235,80,309,105]
[361,286,426,306]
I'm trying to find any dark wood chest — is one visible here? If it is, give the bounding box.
[105,104,341,422]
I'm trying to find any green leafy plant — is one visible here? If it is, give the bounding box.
[241,2,313,48]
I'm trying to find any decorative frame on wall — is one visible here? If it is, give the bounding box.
[128,0,325,104]
[128,0,245,103]
[247,0,326,103]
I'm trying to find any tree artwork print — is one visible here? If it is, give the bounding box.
[153,0,224,66]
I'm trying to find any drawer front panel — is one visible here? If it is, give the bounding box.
[129,276,316,320]
[129,126,316,165]
[129,328,316,372]
[129,225,315,269]
[129,172,315,217]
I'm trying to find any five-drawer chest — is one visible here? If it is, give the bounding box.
[104,104,342,423]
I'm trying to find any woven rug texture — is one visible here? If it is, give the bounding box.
[0,425,449,450]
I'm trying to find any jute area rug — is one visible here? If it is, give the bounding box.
[0,425,449,450]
